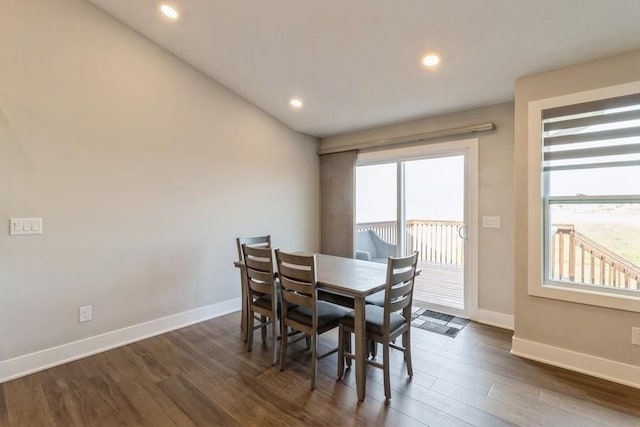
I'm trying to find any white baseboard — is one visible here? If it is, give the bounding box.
[475,309,514,330]
[0,298,242,384]
[511,336,640,390]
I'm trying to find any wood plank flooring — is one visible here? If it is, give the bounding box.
[2,312,640,426]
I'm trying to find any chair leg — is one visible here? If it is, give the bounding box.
[271,317,278,366]
[401,333,407,360]
[337,325,344,378]
[370,340,377,359]
[241,276,248,342]
[279,322,288,371]
[383,341,391,401]
[346,331,352,368]
[404,329,413,377]
[310,334,317,390]
[247,310,254,352]
[305,335,311,350]
[261,315,267,343]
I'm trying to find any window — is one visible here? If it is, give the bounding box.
[528,83,640,311]
[542,93,640,293]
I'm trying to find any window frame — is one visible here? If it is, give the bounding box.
[527,81,640,312]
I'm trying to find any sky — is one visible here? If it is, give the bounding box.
[355,155,464,224]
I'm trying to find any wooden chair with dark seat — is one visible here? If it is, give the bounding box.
[236,235,271,341]
[242,244,279,365]
[337,252,419,401]
[275,250,351,390]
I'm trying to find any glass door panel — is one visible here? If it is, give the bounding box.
[404,156,466,312]
[355,163,398,263]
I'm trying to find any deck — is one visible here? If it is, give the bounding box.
[414,261,464,310]
[356,221,466,310]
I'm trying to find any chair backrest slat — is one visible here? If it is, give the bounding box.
[276,251,315,268]
[389,294,411,313]
[246,268,273,284]
[281,287,314,308]
[390,268,415,286]
[279,276,313,296]
[389,254,417,269]
[389,280,413,300]
[248,279,274,296]
[277,263,312,283]
[245,255,271,272]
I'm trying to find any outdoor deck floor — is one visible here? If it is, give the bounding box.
[414,261,464,310]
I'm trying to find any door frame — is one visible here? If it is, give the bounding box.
[356,138,478,319]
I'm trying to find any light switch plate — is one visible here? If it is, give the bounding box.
[482,216,501,229]
[9,218,43,235]
[633,327,640,345]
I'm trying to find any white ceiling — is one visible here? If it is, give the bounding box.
[87,0,640,137]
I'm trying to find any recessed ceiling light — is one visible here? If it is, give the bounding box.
[421,51,442,69]
[289,98,304,109]
[160,4,179,19]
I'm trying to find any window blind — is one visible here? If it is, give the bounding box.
[542,93,640,172]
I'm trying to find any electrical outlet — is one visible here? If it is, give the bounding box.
[633,327,640,345]
[79,305,92,323]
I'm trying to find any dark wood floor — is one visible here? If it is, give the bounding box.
[2,312,640,426]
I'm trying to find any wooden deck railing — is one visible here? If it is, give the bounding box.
[357,220,640,291]
[356,220,464,266]
[552,224,640,290]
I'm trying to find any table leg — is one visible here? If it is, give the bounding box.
[239,267,248,341]
[354,296,366,401]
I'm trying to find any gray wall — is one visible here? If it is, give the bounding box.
[514,50,640,365]
[321,102,515,317]
[0,0,319,361]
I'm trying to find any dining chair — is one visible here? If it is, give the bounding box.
[337,252,419,401]
[275,250,351,390]
[236,235,271,342]
[242,244,279,365]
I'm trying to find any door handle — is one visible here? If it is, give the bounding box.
[458,225,468,240]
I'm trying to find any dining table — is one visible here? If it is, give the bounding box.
[234,252,389,401]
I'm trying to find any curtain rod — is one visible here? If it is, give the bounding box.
[318,122,495,155]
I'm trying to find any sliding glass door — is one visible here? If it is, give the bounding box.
[355,141,476,318]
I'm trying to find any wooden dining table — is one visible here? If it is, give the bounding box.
[234,253,388,401]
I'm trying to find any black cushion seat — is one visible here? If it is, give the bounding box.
[340,305,406,336]
[288,301,351,329]
[253,292,296,311]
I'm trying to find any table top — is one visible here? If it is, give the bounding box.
[314,254,387,298]
[235,253,388,299]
